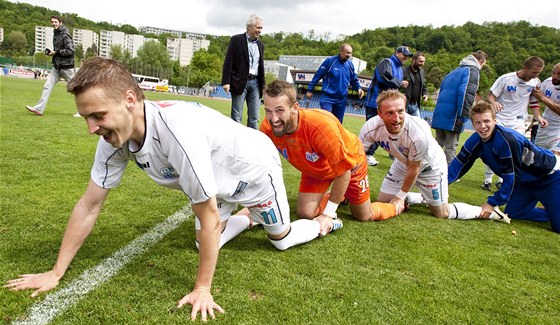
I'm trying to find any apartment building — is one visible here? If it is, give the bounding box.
[34,26,54,54]
[99,30,125,58]
[73,28,99,54]
[166,37,209,66]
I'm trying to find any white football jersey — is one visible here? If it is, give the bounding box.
[91,101,281,205]
[359,114,446,174]
[490,72,541,125]
[535,77,560,149]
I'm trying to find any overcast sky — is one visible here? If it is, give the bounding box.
[9,0,560,37]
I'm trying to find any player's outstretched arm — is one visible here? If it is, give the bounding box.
[176,197,224,321]
[4,179,109,297]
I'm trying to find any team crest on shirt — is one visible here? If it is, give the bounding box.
[398,147,409,156]
[305,151,319,162]
[160,166,178,179]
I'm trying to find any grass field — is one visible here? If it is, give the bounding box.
[1,76,559,324]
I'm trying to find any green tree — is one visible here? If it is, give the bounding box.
[3,30,29,56]
[186,49,222,87]
[74,43,84,62]
[135,40,172,79]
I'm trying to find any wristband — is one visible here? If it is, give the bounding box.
[322,200,339,219]
[396,190,408,200]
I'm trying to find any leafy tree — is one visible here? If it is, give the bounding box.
[74,43,84,62]
[135,40,172,79]
[3,30,28,56]
[186,48,222,87]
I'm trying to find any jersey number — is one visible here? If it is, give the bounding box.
[260,209,278,225]
[359,176,370,193]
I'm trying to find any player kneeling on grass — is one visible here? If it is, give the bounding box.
[359,89,511,224]
[260,80,399,227]
[4,57,340,322]
[448,100,560,233]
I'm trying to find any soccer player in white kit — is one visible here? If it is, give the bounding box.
[359,89,510,223]
[483,56,546,190]
[4,57,339,322]
[533,63,560,152]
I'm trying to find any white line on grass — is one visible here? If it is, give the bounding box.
[12,205,192,325]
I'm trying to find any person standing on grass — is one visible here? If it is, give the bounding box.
[5,57,341,322]
[25,15,80,117]
[221,14,265,129]
[448,101,560,233]
[261,80,400,224]
[359,89,511,223]
[403,51,429,117]
[305,43,364,124]
[432,50,488,164]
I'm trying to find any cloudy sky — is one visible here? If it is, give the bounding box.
[9,0,560,37]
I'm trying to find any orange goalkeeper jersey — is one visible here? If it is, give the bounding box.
[260,108,364,180]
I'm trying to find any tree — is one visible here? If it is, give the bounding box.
[85,43,97,59]
[186,49,222,87]
[109,44,132,66]
[135,41,172,79]
[3,30,28,56]
[74,43,84,62]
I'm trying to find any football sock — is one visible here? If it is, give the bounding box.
[196,213,250,250]
[219,213,251,248]
[406,192,424,205]
[269,219,321,251]
[447,202,482,220]
[370,202,397,221]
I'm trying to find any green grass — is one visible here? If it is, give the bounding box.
[1,77,559,324]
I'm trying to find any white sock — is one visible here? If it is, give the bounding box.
[447,202,482,220]
[195,214,250,250]
[269,219,320,251]
[406,192,425,205]
[219,214,250,248]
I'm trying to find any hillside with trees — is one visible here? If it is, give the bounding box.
[1,0,559,93]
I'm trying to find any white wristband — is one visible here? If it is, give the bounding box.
[322,200,339,219]
[396,190,408,200]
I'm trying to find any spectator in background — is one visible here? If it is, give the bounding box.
[306,43,364,123]
[25,16,79,117]
[449,101,559,233]
[363,45,412,166]
[403,52,429,117]
[532,62,560,152]
[482,56,546,191]
[262,80,400,226]
[360,90,510,224]
[431,50,488,164]
[221,14,265,129]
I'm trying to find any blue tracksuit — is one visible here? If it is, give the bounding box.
[308,55,361,123]
[448,124,560,232]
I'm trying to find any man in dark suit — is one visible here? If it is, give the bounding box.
[222,14,265,129]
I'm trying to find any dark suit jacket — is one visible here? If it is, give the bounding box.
[221,32,265,97]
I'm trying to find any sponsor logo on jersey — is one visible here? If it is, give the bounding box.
[545,89,553,97]
[379,141,391,151]
[160,166,178,179]
[305,151,319,162]
[249,200,273,209]
[136,161,151,170]
[232,181,248,196]
[506,85,517,93]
